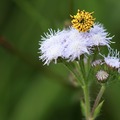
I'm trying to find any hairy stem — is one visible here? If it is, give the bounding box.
[91,85,106,117]
[82,85,91,120]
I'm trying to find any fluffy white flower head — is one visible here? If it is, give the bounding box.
[103,48,120,68]
[88,23,113,47]
[63,28,90,61]
[39,29,67,65]
[39,23,114,65]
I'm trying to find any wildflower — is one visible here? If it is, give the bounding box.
[88,23,113,47]
[96,70,109,82]
[39,10,114,65]
[70,9,95,32]
[92,59,102,67]
[62,27,90,61]
[103,48,120,69]
[39,29,68,65]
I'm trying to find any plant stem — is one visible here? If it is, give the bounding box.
[79,56,86,82]
[82,85,91,120]
[63,62,83,86]
[91,85,106,117]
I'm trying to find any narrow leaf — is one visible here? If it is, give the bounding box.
[93,100,104,119]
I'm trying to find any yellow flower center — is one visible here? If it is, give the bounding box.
[70,9,95,32]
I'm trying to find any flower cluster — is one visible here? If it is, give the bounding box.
[39,23,112,65]
[39,9,120,82]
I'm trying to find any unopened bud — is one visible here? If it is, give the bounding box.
[96,70,109,82]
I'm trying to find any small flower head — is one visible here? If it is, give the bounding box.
[103,48,120,69]
[96,70,109,82]
[63,28,90,61]
[70,9,95,32]
[39,29,67,65]
[92,59,102,67]
[88,23,113,47]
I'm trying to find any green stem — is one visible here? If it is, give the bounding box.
[91,85,106,117]
[79,58,86,82]
[63,63,83,86]
[75,61,85,85]
[82,85,91,120]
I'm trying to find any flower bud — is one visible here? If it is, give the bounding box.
[96,70,109,83]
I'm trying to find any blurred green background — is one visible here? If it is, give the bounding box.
[0,0,120,120]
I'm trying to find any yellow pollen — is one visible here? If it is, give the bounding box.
[70,9,95,32]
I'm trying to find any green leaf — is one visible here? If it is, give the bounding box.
[93,100,104,119]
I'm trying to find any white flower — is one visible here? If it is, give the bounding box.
[39,23,114,65]
[39,27,91,64]
[62,27,90,61]
[103,48,120,69]
[39,29,68,65]
[88,23,113,47]
[96,70,109,81]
